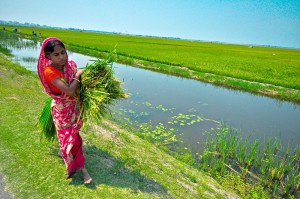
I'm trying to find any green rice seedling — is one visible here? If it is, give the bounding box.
[253,149,263,168]
[236,138,247,167]
[262,139,271,159]
[197,124,300,198]
[227,129,238,159]
[279,152,300,196]
[264,137,280,156]
[211,157,226,177]
[259,159,268,180]
[292,146,300,164]
[79,50,127,123]
[38,97,56,142]
[199,149,210,171]
[265,155,275,180]
[272,181,279,197]
[215,126,228,158]
[199,134,217,171]
[272,138,280,154]
[270,159,285,182]
[245,140,258,167]
[283,175,294,196]
[281,147,294,174]
[284,168,299,195]
[262,138,279,159]
[292,171,300,195]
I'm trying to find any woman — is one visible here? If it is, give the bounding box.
[37,37,92,184]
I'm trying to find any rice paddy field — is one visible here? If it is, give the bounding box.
[0,52,238,199]
[1,26,300,198]
[5,25,300,103]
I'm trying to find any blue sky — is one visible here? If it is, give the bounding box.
[1,0,300,48]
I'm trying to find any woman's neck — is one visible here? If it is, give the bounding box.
[52,64,64,73]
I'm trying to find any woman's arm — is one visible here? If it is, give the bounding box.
[51,70,83,97]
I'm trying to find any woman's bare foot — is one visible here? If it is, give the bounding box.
[81,168,92,184]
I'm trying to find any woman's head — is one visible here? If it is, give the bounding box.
[38,37,76,98]
[44,39,67,67]
[44,40,66,57]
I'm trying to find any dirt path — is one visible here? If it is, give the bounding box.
[0,174,11,199]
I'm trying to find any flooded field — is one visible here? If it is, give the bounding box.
[1,33,299,152]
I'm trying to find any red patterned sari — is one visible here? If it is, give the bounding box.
[37,37,85,177]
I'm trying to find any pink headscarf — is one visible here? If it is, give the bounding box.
[37,37,77,99]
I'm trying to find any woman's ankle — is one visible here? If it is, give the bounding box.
[81,168,92,184]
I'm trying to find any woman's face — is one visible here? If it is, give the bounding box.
[48,45,67,67]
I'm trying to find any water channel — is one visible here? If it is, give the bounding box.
[1,34,299,153]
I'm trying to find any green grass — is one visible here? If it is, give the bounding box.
[0,54,237,198]
[3,26,300,103]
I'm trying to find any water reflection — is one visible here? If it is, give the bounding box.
[0,31,38,50]
[112,64,300,150]
[1,32,299,152]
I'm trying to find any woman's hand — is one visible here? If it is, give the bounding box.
[75,69,83,79]
[51,69,84,97]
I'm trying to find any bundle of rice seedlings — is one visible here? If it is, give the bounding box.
[38,97,56,142]
[79,51,127,123]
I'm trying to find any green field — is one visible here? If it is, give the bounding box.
[4,25,300,103]
[1,27,299,198]
[0,54,238,198]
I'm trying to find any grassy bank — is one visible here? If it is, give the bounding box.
[0,54,238,198]
[2,26,300,103]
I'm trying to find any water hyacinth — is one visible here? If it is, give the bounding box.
[39,51,127,141]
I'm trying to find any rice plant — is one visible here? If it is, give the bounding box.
[198,125,300,198]
[38,97,56,142]
[79,50,127,123]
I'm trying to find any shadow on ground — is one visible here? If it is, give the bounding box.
[49,144,170,197]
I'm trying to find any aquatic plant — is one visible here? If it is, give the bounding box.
[198,125,300,198]
[137,122,178,145]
